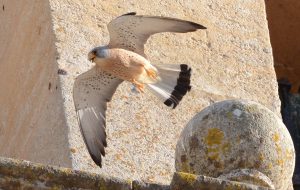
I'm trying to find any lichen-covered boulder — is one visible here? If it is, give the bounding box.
[175,99,295,190]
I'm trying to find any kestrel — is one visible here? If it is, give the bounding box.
[73,12,206,167]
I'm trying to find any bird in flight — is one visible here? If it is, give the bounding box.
[73,12,206,167]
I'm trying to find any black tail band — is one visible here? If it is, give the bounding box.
[164,64,192,108]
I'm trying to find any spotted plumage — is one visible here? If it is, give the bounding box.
[73,12,206,167]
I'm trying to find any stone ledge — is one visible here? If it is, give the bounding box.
[0,157,131,190]
[0,157,271,189]
[170,172,270,190]
[132,181,170,190]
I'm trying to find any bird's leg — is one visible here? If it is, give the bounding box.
[145,68,158,80]
[131,79,145,93]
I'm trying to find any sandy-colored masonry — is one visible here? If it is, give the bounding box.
[0,0,280,185]
[0,0,71,167]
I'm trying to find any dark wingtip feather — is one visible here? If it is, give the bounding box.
[164,99,173,107]
[103,140,107,147]
[90,154,102,168]
[164,64,192,109]
[103,132,107,147]
[121,12,137,17]
[188,21,207,30]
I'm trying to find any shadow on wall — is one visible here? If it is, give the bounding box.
[265,0,300,188]
[265,0,300,94]
[278,81,300,189]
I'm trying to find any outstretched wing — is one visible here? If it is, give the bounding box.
[108,12,206,58]
[73,67,122,167]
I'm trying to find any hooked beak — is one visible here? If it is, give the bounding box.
[88,51,96,62]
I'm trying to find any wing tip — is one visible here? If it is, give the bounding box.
[90,153,103,168]
[121,12,137,17]
[188,21,207,30]
[87,145,106,168]
[117,12,206,30]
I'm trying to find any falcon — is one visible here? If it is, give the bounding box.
[73,12,206,167]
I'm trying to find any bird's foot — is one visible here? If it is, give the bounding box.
[146,69,157,80]
[135,84,145,93]
[132,79,145,93]
[131,85,140,94]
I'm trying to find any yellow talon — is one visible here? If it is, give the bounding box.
[136,84,145,93]
[146,69,157,79]
[132,79,145,93]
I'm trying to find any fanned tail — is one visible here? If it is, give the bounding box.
[147,64,191,109]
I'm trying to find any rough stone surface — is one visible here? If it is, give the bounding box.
[0,0,281,186]
[0,156,275,190]
[175,99,295,190]
[0,0,71,167]
[132,181,170,190]
[46,0,280,184]
[0,157,131,190]
[218,169,275,189]
[170,172,269,190]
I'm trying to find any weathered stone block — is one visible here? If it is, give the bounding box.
[132,180,170,190]
[0,157,276,189]
[0,0,280,185]
[218,169,274,189]
[170,172,269,190]
[0,157,131,190]
[0,0,71,167]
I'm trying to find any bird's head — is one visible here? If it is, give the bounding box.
[88,46,109,62]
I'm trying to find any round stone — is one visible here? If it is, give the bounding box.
[175,99,295,190]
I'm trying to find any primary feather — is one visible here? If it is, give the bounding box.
[73,67,122,167]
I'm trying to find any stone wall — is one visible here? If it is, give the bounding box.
[0,0,280,186]
[49,0,280,183]
[0,0,71,167]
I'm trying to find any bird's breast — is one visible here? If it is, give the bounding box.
[95,49,156,83]
[95,57,144,82]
